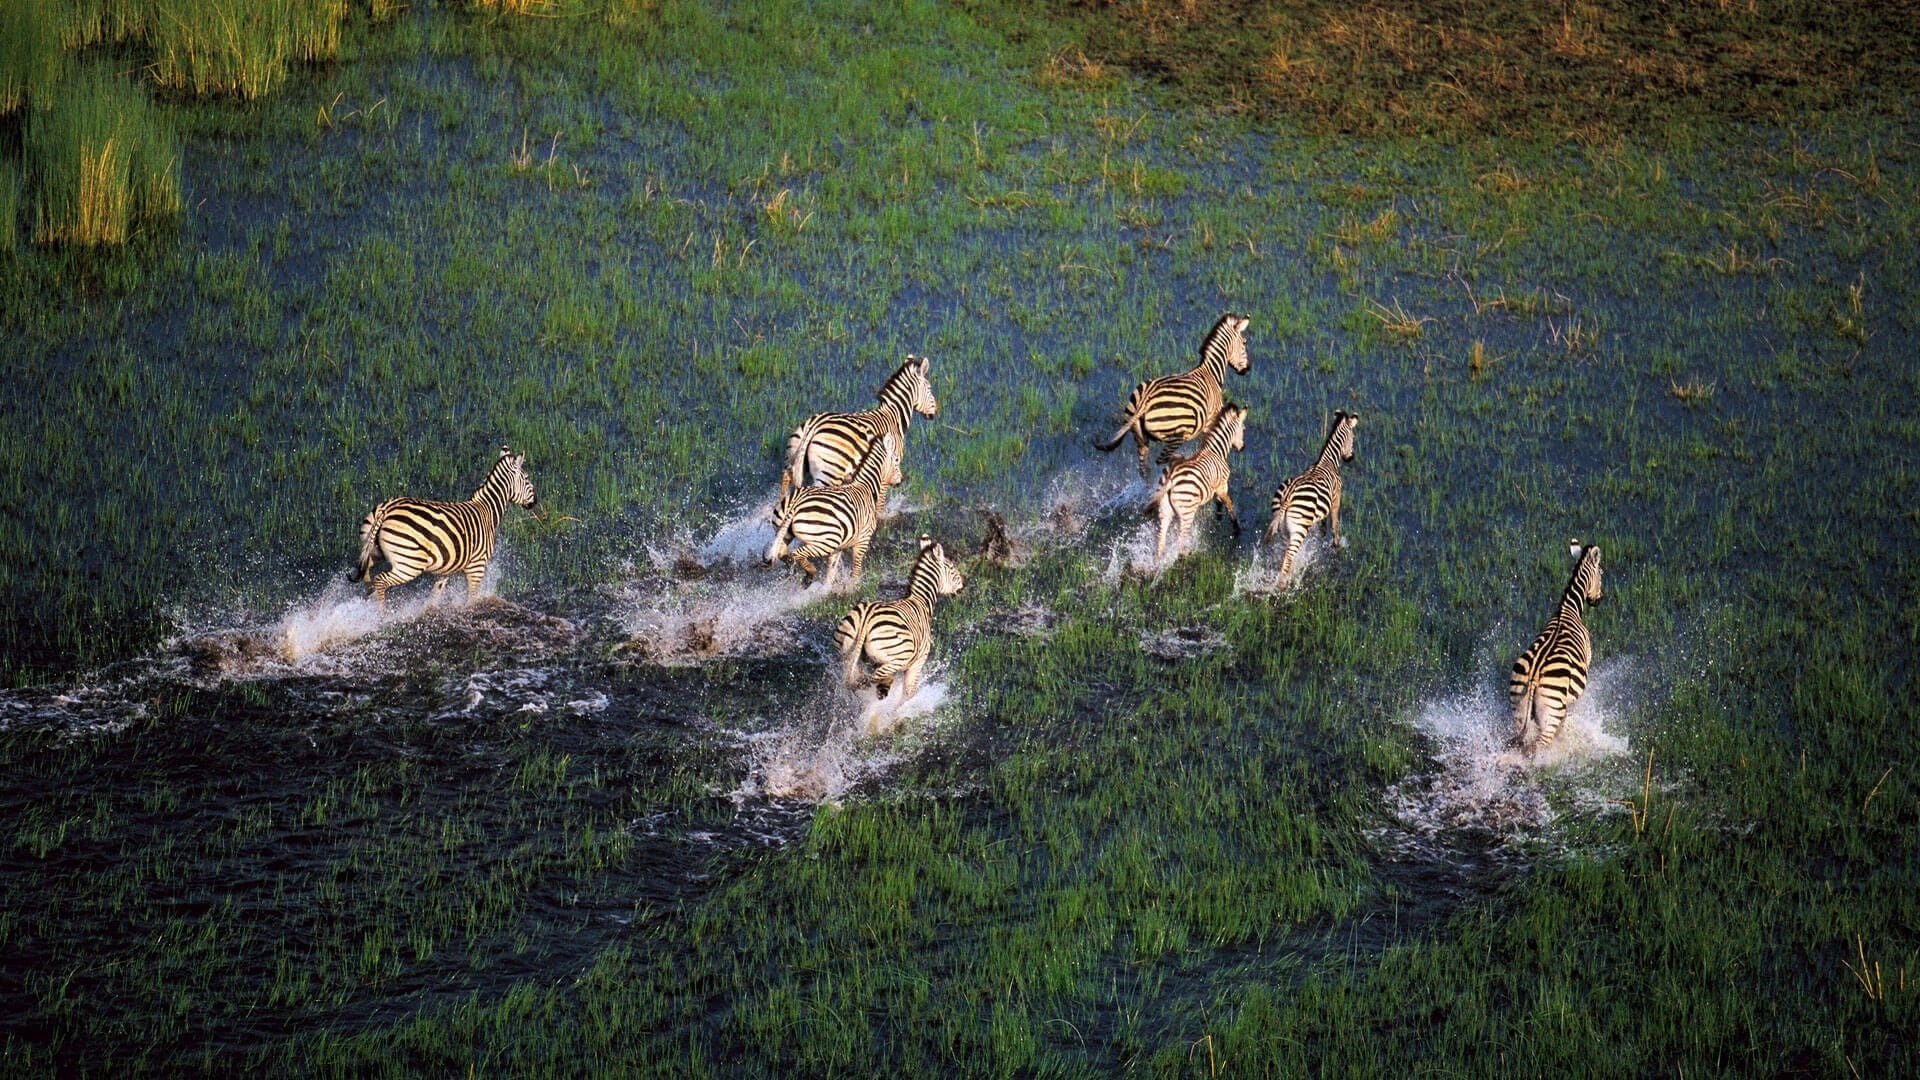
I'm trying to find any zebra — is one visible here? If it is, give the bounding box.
[781,355,936,498]
[835,534,966,703]
[1262,410,1359,580]
[1095,313,1251,478]
[1510,541,1604,754]
[351,446,538,610]
[764,431,903,590]
[1144,404,1246,563]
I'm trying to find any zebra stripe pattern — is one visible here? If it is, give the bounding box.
[1095,313,1251,477]
[351,446,538,609]
[765,431,903,590]
[1263,410,1359,579]
[1510,541,1604,753]
[1145,404,1246,563]
[781,355,936,497]
[835,534,966,702]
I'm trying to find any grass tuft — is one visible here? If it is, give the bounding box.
[25,67,180,246]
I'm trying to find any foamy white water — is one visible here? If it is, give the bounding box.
[1381,657,1638,863]
[857,675,950,737]
[1233,532,1334,596]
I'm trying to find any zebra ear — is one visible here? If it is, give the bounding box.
[919,534,934,552]
[499,445,512,458]
[1569,539,1583,560]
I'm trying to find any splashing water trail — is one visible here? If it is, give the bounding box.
[858,676,950,738]
[1381,657,1637,866]
[1232,532,1333,596]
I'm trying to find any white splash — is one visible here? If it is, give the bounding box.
[856,675,950,738]
[695,497,781,567]
[1233,532,1333,596]
[1382,657,1637,862]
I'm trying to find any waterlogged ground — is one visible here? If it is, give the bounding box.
[2,2,1917,1074]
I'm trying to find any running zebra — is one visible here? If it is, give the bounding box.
[1144,404,1246,563]
[781,355,936,497]
[1096,313,1251,478]
[351,446,538,610]
[764,431,903,590]
[835,534,966,703]
[1262,410,1359,580]
[1510,541,1604,754]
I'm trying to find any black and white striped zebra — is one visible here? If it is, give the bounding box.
[781,355,936,497]
[351,446,538,610]
[1510,541,1604,754]
[835,534,966,703]
[1262,410,1359,580]
[764,431,903,590]
[1095,313,1251,478]
[1144,404,1246,563]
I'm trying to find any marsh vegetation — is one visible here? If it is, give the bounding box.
[1,0,1916,1073]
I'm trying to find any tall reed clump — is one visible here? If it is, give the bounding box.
[26,68,181,246]
[0,2,67,115]
[0,165,19,255]
[147,0,347,100]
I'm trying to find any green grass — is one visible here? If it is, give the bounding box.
[0,0,1917,1074]
[23,67,180,246]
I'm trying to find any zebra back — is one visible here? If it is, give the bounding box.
[1264,411,1357,546]
[834,534,965,690]
[1509,540,1604,752]
[1097,314,1250,470]
[353,446,536,601]
[782,356,935,493]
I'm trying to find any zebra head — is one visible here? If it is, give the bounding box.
[854,431,905,492]
[481,446,538,509]
[916,534,966,597]
[1202,312,1252,375]
[881,355,938,420]
[1327,410,1359,463]
[1568,540,1603,604]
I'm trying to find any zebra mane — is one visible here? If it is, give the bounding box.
[850,431,898,488]
[1197,311,1246,359]
[875,356,926,404]
[1563,541,1603,607]
[1318,411,1357,464]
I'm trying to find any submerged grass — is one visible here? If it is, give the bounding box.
[0,0,1916,1074]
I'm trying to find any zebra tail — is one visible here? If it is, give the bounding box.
[1511,679,1541,750]
[782,427,809,492]
[834,611,865,688]
[350,510,384,582]
[1093,408,1139,453]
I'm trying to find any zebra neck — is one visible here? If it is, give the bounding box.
[1202,426,1235,459]
[906,570,944,608]
[1193,345,1228,385]
[874,386,915,434]
[1315,439,1345,470]
[1557,588,1588,621]
[470,486,508,523]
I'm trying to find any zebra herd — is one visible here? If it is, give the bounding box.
[350,314,1602,752]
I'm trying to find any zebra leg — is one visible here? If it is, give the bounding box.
[1136,437,1151,479]
[870,658,906,699]
[1280,528,1307,579]
[371,565,424,611]
[793,553,819,586]
[465,565,486,603]
[1329,479,1344,547]
[1153,497,1175,563]
[819,550,842,593]
[1216,490,1240,534]
[900,656,927,703]
[849,535,872,587]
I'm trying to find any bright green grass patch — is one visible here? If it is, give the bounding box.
[25,68,180,246]
[147,0,348,99]
[0,2,66,116]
